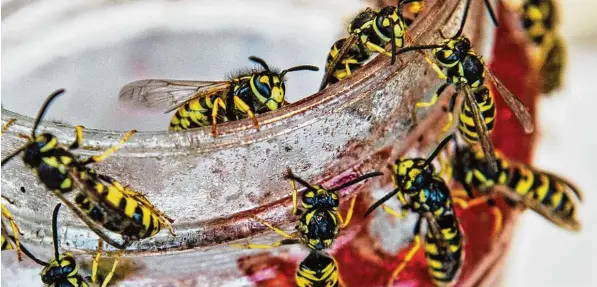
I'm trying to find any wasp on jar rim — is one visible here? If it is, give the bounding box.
[9,204,91,287]
[319,0,421,91]
[364,135,466,287]
[118,56,318,137]
[393,0,534,173]
[447,141,583,232]
[232,168,382,251]
[1,90,175,286]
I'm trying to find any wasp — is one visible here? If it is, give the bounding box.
[1,89,175,286]
[396,0,534,173]
[319,0,418,91]
[364,135,466,287]
[448,142,583,232]
[233,168,382,251]
[518,0,566,94]
[296,250,344,287]
[10,203,90,286]
[118,56,318,137]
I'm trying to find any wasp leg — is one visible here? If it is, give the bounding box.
[91,239,104,284]
[1,119,17,135]
[453,195,502,240]
[382,204,409,219]
[337,194,358,228]
[211,97,225,138]
[100,249,125,287]
[81,130,136,165]
[387,217,423,287]
[230,238,301,249]
[287,170,300,215]
[233,96,260,132]
[68,125,84,150]
[230,215,300,249]
[2,204,23,261]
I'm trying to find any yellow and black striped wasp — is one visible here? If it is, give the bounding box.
[11,203,90,286]
[1,119,25,261]
[296,250,344,287]
[319,0,419,91]
[364,135,465,287]
[319,0,500,91]
[518,0,566,94]
[233,168,382,251]
[396,0,534,173]
[447,142,583,232]
[118,56,318,137]
[1,89,175,287]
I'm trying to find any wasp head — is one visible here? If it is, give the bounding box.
[348,8,377,35]
[302,186,339,211]
[23,133,57,168]
[392,158,434,195]
[250,72,285,112]
[41,252,78,284]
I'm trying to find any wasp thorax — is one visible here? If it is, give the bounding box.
[300,209,338,250]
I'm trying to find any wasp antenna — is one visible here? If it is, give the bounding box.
[1,146,26,167]
[423,134,454,167]
[284,172,319,192]
[364,187,401,217]
[328,171,384,193]
[32,89,66,138]
[280,65,319,78]
[483,0,499,27]
[248,56,270,72]
[452,0,472,39]
[51,203,62,260]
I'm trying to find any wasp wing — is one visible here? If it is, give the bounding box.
[491,185,581,231]
[462,86,498,173]
[484,65,535,133]
[118,79,231,113]
[319,36,358,92]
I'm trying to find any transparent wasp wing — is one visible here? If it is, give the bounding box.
[319,36,358,92]
[423,213,450,253]
[491,185,581,231]
[58,170,130,249]
[484,65,535,133]
[462,86,498,173]
[118,79,231,113]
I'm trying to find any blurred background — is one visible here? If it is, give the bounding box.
[1,0,595,286]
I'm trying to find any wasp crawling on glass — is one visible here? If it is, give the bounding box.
[396,0,534,173]
[1,89,175,287]
[319,0,420,91]
[10,204,90,286]
[233,168,382,251]
[296,250,344,287]
[519,0,566,94]
[364,135,470,287]
[447,142,583,232]
[118,56,318,137]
